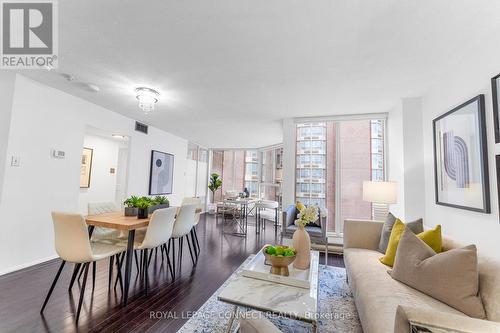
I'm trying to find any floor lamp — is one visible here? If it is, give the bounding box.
[362,181,397,221]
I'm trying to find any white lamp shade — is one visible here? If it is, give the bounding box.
[363,181,397,204]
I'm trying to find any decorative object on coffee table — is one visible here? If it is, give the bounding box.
[263,245,296,276]
[433,94,490,213]
[292,205,318,269]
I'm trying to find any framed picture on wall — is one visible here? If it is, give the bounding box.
[149,150,174,195]
[433,94,490,213]
[491,73,500,143]
[496,155,500,219]
[80,147,93,188]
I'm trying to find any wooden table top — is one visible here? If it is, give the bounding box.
[86,208,202,231]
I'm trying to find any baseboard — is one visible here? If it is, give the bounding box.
[0,255,58,276]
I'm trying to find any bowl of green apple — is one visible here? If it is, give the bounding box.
[263,245,297,276]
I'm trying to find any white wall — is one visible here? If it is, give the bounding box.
[387,102,405,218]
[0,75,188,274]
[422,45,500,261]
[77,135,122,214]
[0,72,16,204]
[281,118,296,209]
[387,98,426,221]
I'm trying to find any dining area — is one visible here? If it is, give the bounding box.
[40,198,203,323]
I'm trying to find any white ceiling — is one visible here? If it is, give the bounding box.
[20,0,500,148]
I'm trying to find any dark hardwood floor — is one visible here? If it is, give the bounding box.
[0,214,344,333]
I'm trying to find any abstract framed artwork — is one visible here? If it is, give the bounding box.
[496,155,500,218]
[149,150,174,195]
[80,147,93,188]
[491,73,500,143]
[433,95,490,213]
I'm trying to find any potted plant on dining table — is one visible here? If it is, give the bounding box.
[123,195,140,216]
[149,195,169,213]
[136,197,153,219]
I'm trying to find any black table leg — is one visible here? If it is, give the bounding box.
[123,229,135,306]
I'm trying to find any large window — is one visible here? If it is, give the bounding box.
[186,143,209,210]
[295,119,386,235]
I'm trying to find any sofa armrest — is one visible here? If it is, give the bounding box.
[394,306,500,333]
[343,219,383,250]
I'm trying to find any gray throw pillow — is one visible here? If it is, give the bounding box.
[390,229,486,319]
[377,213,423,253]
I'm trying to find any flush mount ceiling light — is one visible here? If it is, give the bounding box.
[135,87,160,115]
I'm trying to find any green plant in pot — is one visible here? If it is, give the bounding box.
[123,195,140,216]
[136,197,153,219]
[149,195,169,213]
[208,173,222,203]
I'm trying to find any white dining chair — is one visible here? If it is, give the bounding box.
[87,202,122,241]
[129,207,177,293]
[87,202,126,287]
[181,197,203,257]
[41,212,127,322]
[168,204,197,277]
[255,200,280,238]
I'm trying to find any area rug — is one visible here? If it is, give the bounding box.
[177,257,362,333]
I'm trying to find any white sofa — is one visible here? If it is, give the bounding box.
[343,219,500,333]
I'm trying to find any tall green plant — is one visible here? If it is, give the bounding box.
[208,172,222,203]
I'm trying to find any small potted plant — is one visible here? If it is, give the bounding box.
[123,195,139,216]
[208,173,222,214]
[149,195,169,213]
[136,197,152,219]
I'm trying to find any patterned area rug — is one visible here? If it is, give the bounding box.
[177,257,362,333]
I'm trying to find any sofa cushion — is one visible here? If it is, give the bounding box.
[344,248,466,333]
[391,229,486,319]
[380,219,433,267]
[378,213,423,253]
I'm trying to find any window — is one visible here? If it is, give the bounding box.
[295,119,386,236]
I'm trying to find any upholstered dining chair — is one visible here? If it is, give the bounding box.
[181,197,203,257]
[87,202,122,241]
[87,202,126,286]
[41,212,127,322]
[128,207,177,293]
[255,200,280,238]
[168,204,198,278]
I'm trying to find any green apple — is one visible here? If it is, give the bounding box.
[266,246,276,255]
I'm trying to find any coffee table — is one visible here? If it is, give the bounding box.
[217,251,320,332]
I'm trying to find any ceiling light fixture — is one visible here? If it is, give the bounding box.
[135,87,159,115]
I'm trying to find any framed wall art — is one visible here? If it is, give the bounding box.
[491,73,500,143]
[433,95,490,213]
[80,147,93,188]
[149,150,174,195]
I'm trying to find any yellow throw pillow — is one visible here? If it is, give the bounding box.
[380,220,442,267]
[380,219,405,266]
[418,225,442,253]
[296,201,305,211]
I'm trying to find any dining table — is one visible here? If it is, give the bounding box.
[85,207,202,306]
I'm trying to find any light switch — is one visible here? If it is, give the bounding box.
[11,156,20,167]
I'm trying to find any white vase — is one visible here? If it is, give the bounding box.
[292,224,311,269]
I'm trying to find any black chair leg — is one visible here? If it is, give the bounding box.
[114,253,124,292]
[41,260,66,313]
[167,239,175,280]
[76,263,90,322]
[171,239,176,276]
[108,255,114,288]
[92,261,96,291]
[186,235,196,266]
[193,228,201,255]
[134,250,139,272]
[68,263,81,291]
[77,262,85,282]
[178,238,184,269]
[147,248,154,268]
